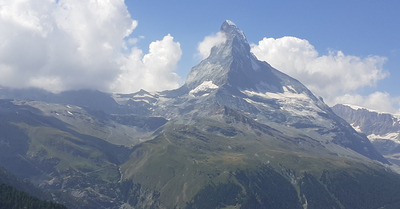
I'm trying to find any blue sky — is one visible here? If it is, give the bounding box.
[128,0,400,113]
[129,1,399,54]
[0,0,399,113]
[127,0,399,91]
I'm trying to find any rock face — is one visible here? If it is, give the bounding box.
[2,20,400,209]
[141,20,386,163]
[332,104,400,165]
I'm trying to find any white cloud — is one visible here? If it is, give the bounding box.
[0,0,182,93]
[251,36,389,106]
[197,32,227,59]
[111,34,182,93]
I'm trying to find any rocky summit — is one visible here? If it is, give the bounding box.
[1,20,400,209]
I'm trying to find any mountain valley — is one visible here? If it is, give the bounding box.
[1,21,400,209]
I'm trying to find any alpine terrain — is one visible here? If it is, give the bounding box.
[332,104,400,167]
[1,20,400,209]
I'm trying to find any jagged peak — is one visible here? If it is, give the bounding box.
[185,20,310,94]
[224,20,236,26]
[201,20,251,62]
[220,20,238,32]
[185,20,268,90]
[220,20,247,43]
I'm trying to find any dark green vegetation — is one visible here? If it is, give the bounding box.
[0,166,52,202]
[0,182,67,209]
[0,166,66,209]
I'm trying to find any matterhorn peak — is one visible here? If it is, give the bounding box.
[220,20,247,41]
[223,20,236,26]
[216,20,250,57]
[185,20,268,90]
[185,21,319,99]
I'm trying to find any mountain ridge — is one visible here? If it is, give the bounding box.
[332,103,400,166]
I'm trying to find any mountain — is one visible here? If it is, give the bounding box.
[1,20,400,209]
[117,21,400,208]
[121,20,386,163]
[332,104,400,165]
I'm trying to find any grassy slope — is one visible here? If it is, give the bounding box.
[16,123,121,183]
[0,100,137,208]
[121,117,400,209]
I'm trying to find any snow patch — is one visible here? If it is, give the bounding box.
[242,87,322,118]
[242,86,308,101]
[189,81,219,96]
[243,98,270,108]
[368,132,400,143]
[112,91,158,105]
[131,99,151,104]
[351,123,362,133]
[285,85,297,93]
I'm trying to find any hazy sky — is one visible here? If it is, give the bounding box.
[1,0,399,113]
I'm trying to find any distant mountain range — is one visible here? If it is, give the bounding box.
[332,104,400,166]
[1,20,400,209]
